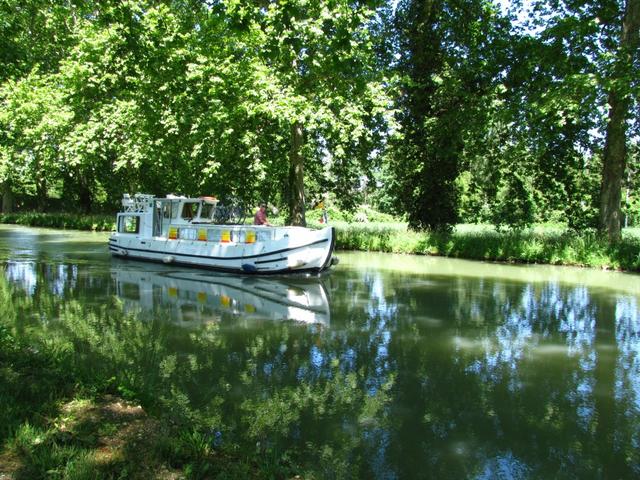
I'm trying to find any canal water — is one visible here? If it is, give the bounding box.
[1,224,639,479]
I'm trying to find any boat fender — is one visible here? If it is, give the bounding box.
[331,257,340,266]
[241,263,258,273]
[163,256,174,264]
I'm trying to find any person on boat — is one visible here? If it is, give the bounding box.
[254,204,271,226]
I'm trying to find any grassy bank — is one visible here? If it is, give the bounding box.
[0,212,114,232]
[2,212,639,271]
[329,222,640,271]
[0,337,263,479]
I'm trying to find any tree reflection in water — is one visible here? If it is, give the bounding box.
[2,253,640,478]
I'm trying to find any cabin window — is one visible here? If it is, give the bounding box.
[172,202,181,219]
[118,215,140,234]
[200,202,215,220]
[153,203,163,236]
[180,228,197,240]
[162,202,174,219]
[181,202,198,220]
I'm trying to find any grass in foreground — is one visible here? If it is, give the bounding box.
[0,317,285,480]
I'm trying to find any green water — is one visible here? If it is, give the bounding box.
[1,224,640,479]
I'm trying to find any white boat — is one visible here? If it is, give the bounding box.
[112,263,331,326]
[108,194,338,274]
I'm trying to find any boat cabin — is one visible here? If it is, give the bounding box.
[115,194,265,244]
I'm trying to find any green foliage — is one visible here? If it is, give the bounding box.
[307,202,397,224]
[623,143,640,228]
[1,0,639,233]
[0,0,392,223]
[490,171,537,231]
[383,0,638,234]
[389,0,509,231]
[0,72,73,206]
[0,310,76,444]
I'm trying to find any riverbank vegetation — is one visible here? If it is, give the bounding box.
[2,211,639,271]
[0,212,114,232]
[334,223,640,271]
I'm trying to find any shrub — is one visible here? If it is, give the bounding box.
[0,213,115,231]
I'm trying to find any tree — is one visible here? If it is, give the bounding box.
[0,72,73,210]
[599,0,640,241]
[456,0,639,233]
[0,0,98,211]
[391,0,507,231]
[226,0,390,225]
[486,1,603,230]
[0,0,390,216]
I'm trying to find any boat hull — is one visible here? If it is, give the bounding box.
[109,226,336,275]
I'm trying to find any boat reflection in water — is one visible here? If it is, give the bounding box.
[112,263,331,326]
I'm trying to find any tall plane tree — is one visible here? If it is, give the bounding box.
[226,0,389,225]
[525,0,640,239]
[600,0,640,241]
[0,0,97,211]
[391,0,504,231]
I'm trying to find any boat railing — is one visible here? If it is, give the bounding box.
[120,193,246,224]
[122,193,155,213]
[212,204,246,225]
[190,201,245,225]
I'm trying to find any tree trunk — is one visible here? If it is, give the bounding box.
[599,0,640,242]
[1,182,14,213]
[78,174,93,214]
[288,121,306,226]
[36,176,47,212]
[600,91,628,241]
